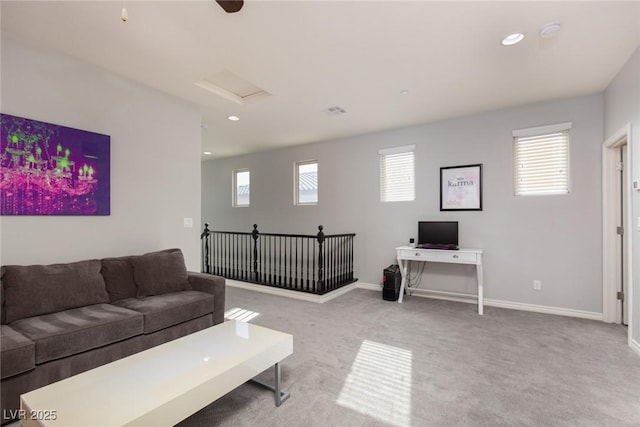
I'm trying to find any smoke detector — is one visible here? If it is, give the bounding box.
[539,22,561,38]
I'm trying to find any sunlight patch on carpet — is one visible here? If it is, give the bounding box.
[224,307,260,322]
[337,340,412,427]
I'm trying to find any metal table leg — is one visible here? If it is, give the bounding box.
[250,362,290,406]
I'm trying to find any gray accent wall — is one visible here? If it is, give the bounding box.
[0,36,202,270]
[604,47,640,344]
[203,94,604,314]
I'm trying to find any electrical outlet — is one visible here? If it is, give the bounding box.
[533,280,542,291]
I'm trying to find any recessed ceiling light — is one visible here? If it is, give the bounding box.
[203,151,212,155]
[501,33,525,46]
[228,115,240,121]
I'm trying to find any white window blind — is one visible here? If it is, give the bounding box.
[379,145,415,202]
[295,160,318,205]
[233,169,250,207]
[513,123,571,196]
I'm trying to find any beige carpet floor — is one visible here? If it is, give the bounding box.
[179,286,639,427]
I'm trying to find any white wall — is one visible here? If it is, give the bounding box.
[203,94,604,314]
[604,47,640,345]
[0,36,202,270]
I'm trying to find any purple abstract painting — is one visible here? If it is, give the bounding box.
[1,114,110,215]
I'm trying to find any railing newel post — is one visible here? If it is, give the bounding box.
[200,223,211,274]
[252,224,259,282]
[317,225,325,294]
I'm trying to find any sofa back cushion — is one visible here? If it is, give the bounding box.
[1,266,6,324]
[133,249,191,297]
[2,260,109,323]
[101,257,139,302]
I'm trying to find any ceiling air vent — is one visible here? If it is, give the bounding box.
[325,106,347,116]
[195,69,271,105]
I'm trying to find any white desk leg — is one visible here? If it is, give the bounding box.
[477,263,484,315]
[397,258,407,303]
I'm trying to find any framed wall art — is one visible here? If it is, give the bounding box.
[1,113,110,215]
[440,164,482,211]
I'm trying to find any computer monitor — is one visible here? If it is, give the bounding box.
[418,221,458,246]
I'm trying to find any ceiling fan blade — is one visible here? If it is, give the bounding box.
[215,0,244,13]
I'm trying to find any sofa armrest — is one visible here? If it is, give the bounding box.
[187,272,225,325]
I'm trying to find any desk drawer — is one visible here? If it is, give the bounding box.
[436,251,477,264]
[397,250,435,261]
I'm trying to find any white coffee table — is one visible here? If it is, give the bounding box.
[20,320,293,426]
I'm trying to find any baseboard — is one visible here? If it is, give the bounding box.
[229,279,604,321]
[355,282,381,291]
[484,299,603,321]
[630,338,640,357]
[357,283,603,321]
[226,279,359,304]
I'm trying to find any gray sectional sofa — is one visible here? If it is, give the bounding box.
[0,248,225,424]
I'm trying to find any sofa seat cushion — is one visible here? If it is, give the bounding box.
[1,325,35,379]
[113,290,214,334]
[10,304,143,364]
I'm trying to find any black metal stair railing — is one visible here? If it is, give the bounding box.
[201,224,356,295]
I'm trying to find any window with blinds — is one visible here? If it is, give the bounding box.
[295,160,318,205]
[379,145,415,202]
[233,169,250,207]
[513,123,571,196]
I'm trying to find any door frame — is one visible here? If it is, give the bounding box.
[602,123,632,337]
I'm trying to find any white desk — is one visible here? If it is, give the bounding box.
[396,246,484,314]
